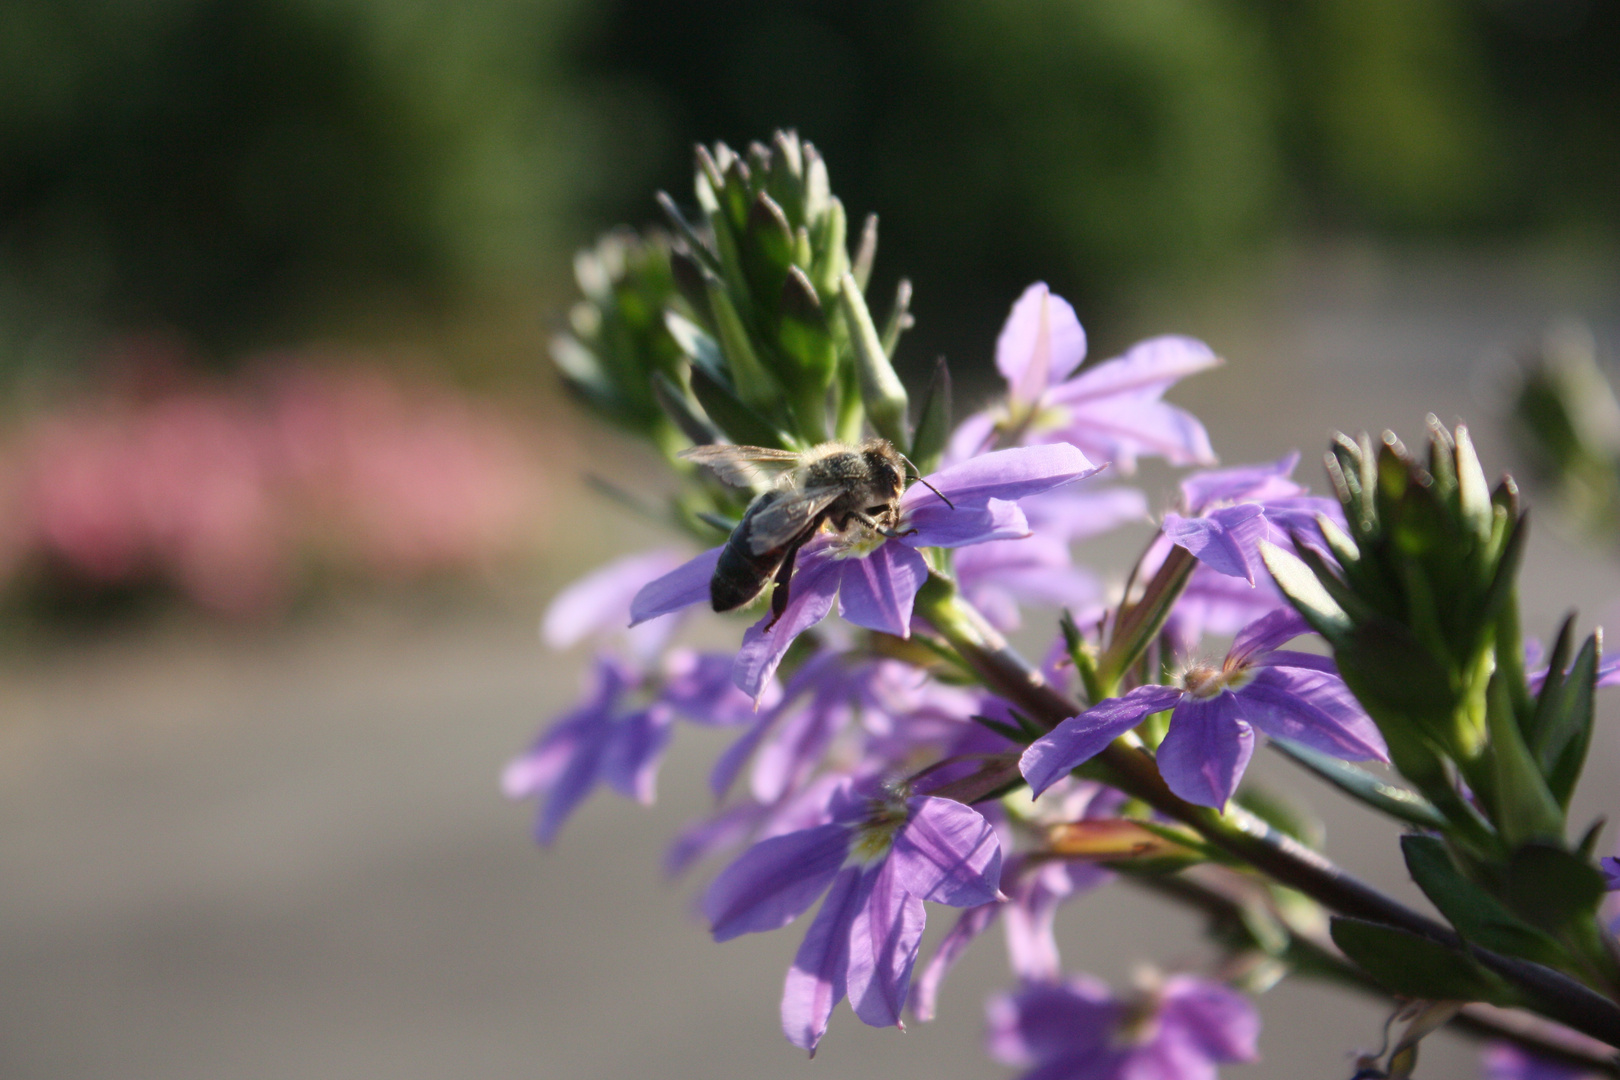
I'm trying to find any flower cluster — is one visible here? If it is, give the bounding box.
[509,135,1620,1080]
[0,353,548,615]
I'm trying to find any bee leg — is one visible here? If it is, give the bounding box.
[849,510,918,540]
[764,543,800,631]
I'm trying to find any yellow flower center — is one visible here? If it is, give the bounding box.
[848,793,909,864]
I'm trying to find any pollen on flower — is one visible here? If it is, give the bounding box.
[1178,658,1258,699]
[830,520,894,560]
[849,796,910,863]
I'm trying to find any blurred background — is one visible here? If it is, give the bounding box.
[3,1,1619,1077]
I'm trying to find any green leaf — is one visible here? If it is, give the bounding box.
[1498,844,1608,936]
[1531,630,1598,809]
[1269,738,1445,829]
[1330,918,1515,1004]
[1259,542,1351,642]
[837,272,909,448]
[777,267,836,387]
[687,364,794,450]
[664,311,727,383]
[650,371,721,447]
[909,357,952,475]
[1485,670,1565,847]
[1400,835,1567,966]
[707,283,780,411]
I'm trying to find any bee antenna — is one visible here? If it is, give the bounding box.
[898,453,953,509]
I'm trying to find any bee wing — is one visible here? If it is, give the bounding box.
[678,444,804,489]
[746,485,845,554]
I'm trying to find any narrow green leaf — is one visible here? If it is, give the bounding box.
[687,365,794,450]
[1259,541,1351,642]
[1486,670,1565,847]
[910,357,953,475]
[880,278,914,358]
[650,371,721,447]
[1401,835,1567,966]
[809,197,847,300]
[1330,918,1515,1004]
[664,311,727,383]
[850,212,877,292]
[707,284,780,410]
[1499,843,1608,936]
[1532,631,1599,809]
[1269,738,1446,829]
[837,272,909,448]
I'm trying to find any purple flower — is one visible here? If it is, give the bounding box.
[1021,608,1387,809]
[632,444,1101,699]
[1482,1042,1603,1080]
[947,283,1219,472]
[503,647,761,844]
[702,783,1003,1054]
[914,782,1123,1022]
[986,972,1260,1080]
[1160,452,1342,586]
[541,547,691,660]
[956,486,1148,632]
[502,655,672,844]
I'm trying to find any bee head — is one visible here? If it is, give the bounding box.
[861,440,906,501]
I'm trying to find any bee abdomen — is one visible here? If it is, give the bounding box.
[711,501,783,612]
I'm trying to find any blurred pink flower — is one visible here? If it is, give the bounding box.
[2,356,549,617]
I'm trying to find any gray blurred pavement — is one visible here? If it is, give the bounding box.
[4,250,1619,1079]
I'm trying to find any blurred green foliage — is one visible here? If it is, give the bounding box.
[1,0,1616,380]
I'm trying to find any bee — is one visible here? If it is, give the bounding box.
[679,439,951,626]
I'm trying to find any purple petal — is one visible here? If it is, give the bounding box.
[1160,975,1262,1064]
[1157,696,1256,809]
[845,857,928,1031]
[1005,860,1108,981]
[985,977,1118,1066]
[661,650,762,725]
[912,901,1001,1022]
[1598,653,1620,688]
[710,713,771,799]
[996,283,1087,403]
[664,801,767,878]
[838,542,928,637]
[1057,334,1221,404]
[943,409,997,466]
[1040,335,1220,470]
[530,718,614,845]
[1602,856,1620,891]
[752,695,848,804]
[782,865,869,1053]
[543,548,688,646]
[1240,666,1388,761]
[906,496,1030,548]
[1179,452,1302,513]
[1483,1042,1593,1080]
[1023,485,1151,542]
[889,796,1003,907]
[704,822,851,941]
[1021,685,1185,795]
[907,444,1099,510]
[599,707,674,804]
[1227,607,1313,666]
[732,554,843,699]
[1163,504,1267,583]
[629,546,723,625]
